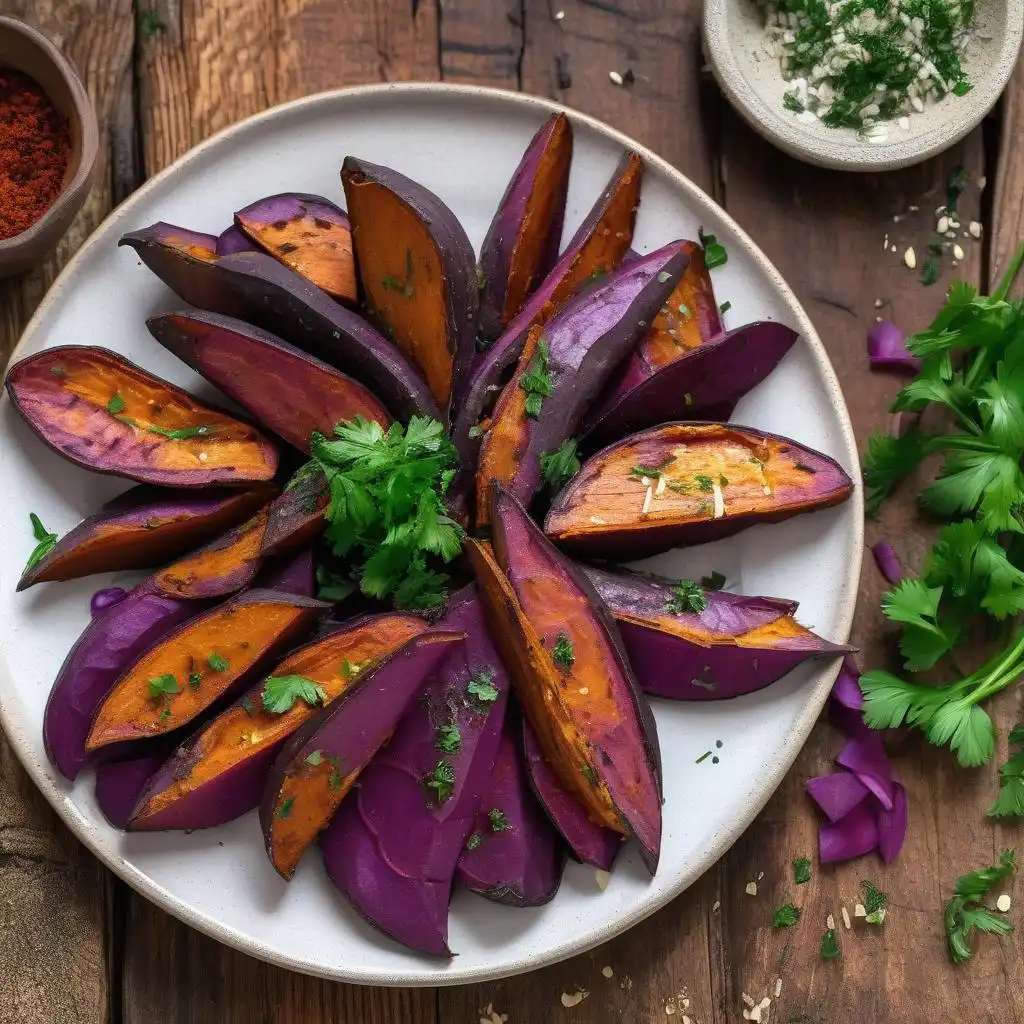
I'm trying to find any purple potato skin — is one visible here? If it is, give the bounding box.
[95,745,175,828]
[43,588,200,780]
[580,564,852,700]
[521,718,621,870]
[261,471,328,556]
[91,587,129,616]
[216,226,255,256]
[341,156,479,415]
[119,223,228,308]
[477,114,571,342]
[257,547,316,597]
[585,321,800,445]
[119,229,439,424]
[322,586,508,956]
[236,193,348,234]
[482,242,690,511]
[455,711,565,907]
[453,151,641,465]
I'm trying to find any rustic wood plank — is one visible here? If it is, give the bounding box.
[0,2,134,1022]
[439,0,522,88]
[992,57,1024,296]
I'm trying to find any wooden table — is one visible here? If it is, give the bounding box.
[2,2,1023,1021]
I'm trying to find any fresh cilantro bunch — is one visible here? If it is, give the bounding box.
[944,849,1015,964]
[988,722,1024,818]
[309,416,464,611]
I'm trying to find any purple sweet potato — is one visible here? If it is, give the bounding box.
[452,150,643,464]
[18,485,274,590]
[147,310,391,452]
[545,422,855,559]
[128,613,427,831]
[478,113,573,341]
[95,745,175,828]
[261,630,465,879]
[43,588,199,780]
[119,228,439,423]
[260,467,329,556]
[580,564,852,700]
[235,193,356,302]
[467,486,663,873]
[586,321,799,444]
[322,586,508,955]
[456,711,565,906]
[216,226,255,256]
[258,547,316,597]
[341,156,478,412]
[475,242,690,526]
[5,346,278,488]
[521,718,621,870]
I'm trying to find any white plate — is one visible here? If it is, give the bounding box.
[0,84,862,986]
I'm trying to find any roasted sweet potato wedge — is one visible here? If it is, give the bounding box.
[466,488,663,873]
[521,718,622,870]
[456,710,565,907]
[261,629,464,879]
[148,310,391,452]
[235,193,356,301]
[581,564,852,700]
[453,150,643,464]
[546,423,855,559]
[478,113,573,341]
[341,156,477,410]
[475,242,690,525]
[95,744,176,828]
[216,225,254,256]
[17,485,273,590]
[322,586,507,956]
[120,229,439,423]
[129,613,427,831]
[258,547,316,597]
[587,322,799,444]
[261,467,329,555]
[85,589,326,751]
[5,345,278,487]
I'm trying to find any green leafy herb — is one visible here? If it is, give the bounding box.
[328,768,343,790]
[783,91,805,113]
[488,808,511,832]
[921,258,941,287]
[206,652,228,672]
[262,675,328,714]
[148,673,178,699]
[772,902,800,928]
[947,165,967,213]
[106,392,126,415]
[382,249,415,298]
[188,671,202,688]
[988,723,1024,818]
[145,424,212,440]
[665,579,707,615]
[341,660,360,681]
[862,880,888,924]
[520,339,553,419]
[699,228,728,269]
[695,474,714,493]
[50,366,65,377]
[630,464,665,480]
[424,759,456,803]
[465,831,483,851]
[158,707,172,722]
[820,928,841,960]
[552,631,575,669]
[701,570,727,591]
[241,696,254,716]
[539,439,581,495]
[944,850,1015,964]
[719,300,732,314]
[278,797,294,819]
[468,424,485,439]
[306,750,324,766]
[310,416,464,610]
[695,750,713,763]
[581,764,598,787]
[793,856,811,885]
[467,668,499,704]
[316,564,356,603]
[23,513,58,574]
[436,724,461,753]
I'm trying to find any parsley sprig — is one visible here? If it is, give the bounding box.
[988,723,1024,818]
[23,513,57,574]
[539,438,580,495]
[944,850,1015,964]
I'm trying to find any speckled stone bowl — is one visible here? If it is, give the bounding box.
[703,0,1023,171]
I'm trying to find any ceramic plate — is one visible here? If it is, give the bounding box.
[0,84,862,986]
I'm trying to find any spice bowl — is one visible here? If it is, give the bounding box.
[0,16,98,278]
[702,0,1023,171]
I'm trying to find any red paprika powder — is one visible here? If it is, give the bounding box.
[0,68,71,241]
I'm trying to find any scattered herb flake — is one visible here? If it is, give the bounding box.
[520,339,554,419]
[206,652,229,672]
[552,631,575,669]
[465,831,483,851]
[539,438,581,495]
[467,668,499,704]
[793,856,812,885]
[773,902,800,928]
[629,464,665,480]
[262,675,328,714]
[148,673,178,699]
[862,880,888,924]
[23,513,57,574]
[424,759,456,803]
[188,671,202,688]
[921,257,940,286]
[699,228,728,269]
[306,750,324,766]
[666,579,707,615]
[106,393,126,415]
[945,850,1016,964]
[720,300,732,314]
[581,764,598,787]
[436,723,461,753]
[158,707,172,722]
[820,928,841,960]
[695,750,713,764]
[328,768,343,790]
[277,797,294,819]
[695,474,714,493]
[145,424,212,440]
[488,808,511,832]
[241,696,254,716]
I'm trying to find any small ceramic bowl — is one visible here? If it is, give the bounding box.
[703,0,1024,171]
[0,16,99,278]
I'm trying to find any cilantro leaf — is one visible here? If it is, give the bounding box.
[519,339,553,419]
[539,439,581,495]
[262,675,328,714]
[880,579,958,670]
[552,631,575,669]
[699,227,728,269]
[488,808,511,832]
[793,856,811,885]
[861,880,887,923]
[316,564,356,603]
[206,652,228,672]
[435,724,461,753]
[988,723,1024,819]
[467,668,499,704]
[862,429,928,516]
[820,928,841,960]
[772,902,800,928]
[665,579,707,615]
[423,759,456,803]
[106,392,126,415]
[23,512,58,574]
[148,673,178,698]
[945,850,1016,964]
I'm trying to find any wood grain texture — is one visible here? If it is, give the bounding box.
[439,0,522,88]
[992,56,1024,297]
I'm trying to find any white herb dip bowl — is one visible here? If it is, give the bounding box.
[703,0,1023,171]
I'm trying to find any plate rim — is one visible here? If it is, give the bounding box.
[0,81,864,986]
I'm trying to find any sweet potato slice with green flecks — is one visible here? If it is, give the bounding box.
[18,484,274,590]
[466,488,662,873]
[147,310,391,453]
[5,346,278,488]
[478,113,573,341]
[260,629,464,879]
[235,193,356,302]
[85,589,327,751]
[129,613,427,831]
[545,422,855,559]
[261,467,329,555]
[453,150,643,464]
[341,156,477,410]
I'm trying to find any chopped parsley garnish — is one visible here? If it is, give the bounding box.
[23,513,57,574]
[206,652,228,672]
[921,257,940,287]
[945,849,1015,964]
[772,902,800,928]
[381,248,415,298]
[468,424,485,438]
[435,724,461,753]
[695,750,713,764]
[695,474,714,493]
[328,768,344,790]
[262,675,328,714]
[539,439,581,495]
[341,660,360,681]
[552,631,575,669]
[488,808,511,832]
[106,392,126,415]
[424,759,456,803]
[665,579,707,615]
[277,797,295,819]
[820,928,841,960]
[657,270,673,283]
[188,671,202,688]
[519,339,553,419]
[465,831,483,851]
[147,423,212,440]
[158,707,172,722]
[793,856,812,885]
[147,673,179,698]
[467,668,499,704]
[988,723,1024,818]
[630,464,664,480]
[698,228,727,269]
[719,300,732,314]
[862,880,888,924]
[306,750,324,766]
[581,764,598,787]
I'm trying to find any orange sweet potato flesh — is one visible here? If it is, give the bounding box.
[85,591,323,749]
[475,327,541,528]
[131,614,426,826]
[465,539,624,835]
